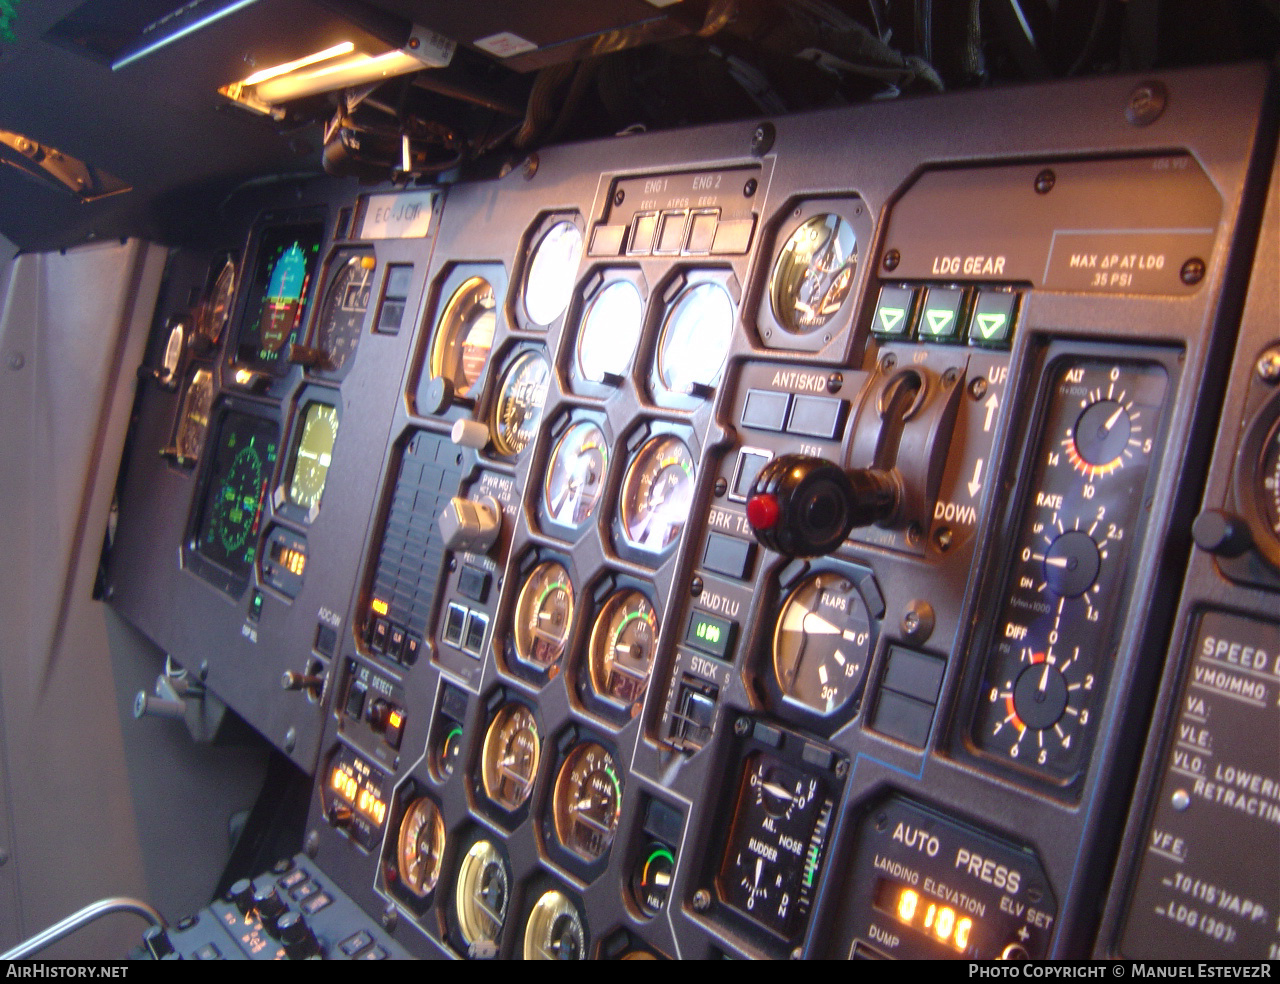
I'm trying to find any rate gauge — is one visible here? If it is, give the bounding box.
[552,742,623,862]
[524,220,583,327]
[769,213,858,333]
[513,561,574,671]
[523,889,585,961]
[589,590,658,712]
[657,281,733,394]
[480,703,540,812]
[397,797,446,898]
[490,350,550,458]
[971,355,1168,782]
[310,249,374,375]
[577,280,642,382]
[620,434,695,553]
[430,276,497,399]
[544,421,608,528]
[773,571,873,716]
[455,838,509,949]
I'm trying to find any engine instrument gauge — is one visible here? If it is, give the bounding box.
[971,356,1168,781]
[481,703,540,812]
[718,751,834,942]
[490,350,551,457]
[430,276,497,399]
[620,434,695,553]
[577,280,642,382]
[769,214,858,333]
[544,421,608,527]
[773,571,873,715]
[513,562,574,671]
[455,838,509,948]
[285,401,339,517]
[311,250,374,374]
[174,368,214,464]
[657,281,733,394]
[397,797,446,898]
[524,220,583,327]
[552,742,623,862]
[523,889,585,960]
[589,590,658,711]
[199,257,236,345]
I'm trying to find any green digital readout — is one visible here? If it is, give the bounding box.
[685,609,735,660]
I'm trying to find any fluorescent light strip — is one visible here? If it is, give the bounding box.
[241,42,357,86]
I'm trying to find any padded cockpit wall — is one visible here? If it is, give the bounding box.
[0,240,269,955]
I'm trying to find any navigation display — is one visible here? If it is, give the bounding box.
[191,410,279,592]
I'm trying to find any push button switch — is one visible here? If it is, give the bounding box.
[969,289,1019,346]
[872,285,915,337]
[919,286,966,341]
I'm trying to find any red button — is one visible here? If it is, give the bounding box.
[746,493,780,530]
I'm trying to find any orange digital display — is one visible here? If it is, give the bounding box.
[874,878,975,953]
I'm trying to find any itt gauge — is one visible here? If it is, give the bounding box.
[971,352,1169,783]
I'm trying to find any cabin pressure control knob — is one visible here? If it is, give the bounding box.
[746,454,897,557]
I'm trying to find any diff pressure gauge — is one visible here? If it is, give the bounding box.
[971,355,1168,782]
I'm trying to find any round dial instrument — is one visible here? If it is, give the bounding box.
[589,590,658,711]
[524,220,583,327]
[972,358,1167,779]
[620,434,695,553]
[552,742,623,862]
[430,277,497,399]
[544,421,608,527]
[312,250,374,374]
[513,561,574,671]
[455,838,509,947]
[396,797,446,898]
[490,350,550,457]
[286,401,339,515]
[199,258,236,344]
[480,703,540,811]
[769,213,858,333]
[657,281,733,394]
[523,890,585,961]
[175,368,214,464]
[718,752,834,941]
[577,280,642,382]
[773,572,873,715]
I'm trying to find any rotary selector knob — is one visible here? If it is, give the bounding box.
[277,911,321,959]
[746,455,897,558]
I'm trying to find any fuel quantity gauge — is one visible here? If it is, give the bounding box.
[971,355,1168,782]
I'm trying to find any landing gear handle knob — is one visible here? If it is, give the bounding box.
[747,454,896,558]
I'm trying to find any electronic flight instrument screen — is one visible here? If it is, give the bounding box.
[104,62,1280,962]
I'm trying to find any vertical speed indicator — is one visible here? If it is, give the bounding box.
[971,356,1168,783]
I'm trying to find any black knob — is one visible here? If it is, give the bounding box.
[228,877,256,916]
[252,886,288,934]
[328,803,354,829]
[142,925,176,960]
[277,911,321,959]
[746,455,897,558]
[1192,509,1252,557]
